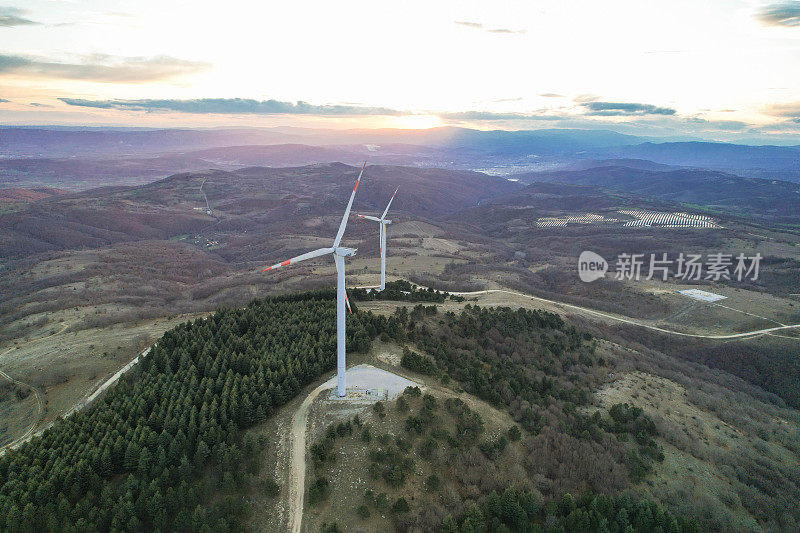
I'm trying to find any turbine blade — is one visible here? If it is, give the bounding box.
[381,187,398,220]
[262,247,334,272]
[356,214,381,222]
[345,292,353,314]
[333,162,365,247]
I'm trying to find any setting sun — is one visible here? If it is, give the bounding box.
[385,114,444,129]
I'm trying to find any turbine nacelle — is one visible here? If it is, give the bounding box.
[335,247,357,257]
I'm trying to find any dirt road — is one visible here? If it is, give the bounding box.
[0,322,73,452]
[356,283,800,339]
[62,347,150,419]
[287,380,330,533]
[447,288,800,340]
[0,355,43,453]
[0,346,150,454]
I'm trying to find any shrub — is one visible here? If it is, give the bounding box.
[376,492,389,511]
[308,477,330,505]
[397,396,409,413]
[396,436,412,452]
[401,348,438,376]
[405,415,424,434]
[383,465,406,488]
[419,438,439,459]
[391,497,410,514]
[479,435,508,460]
[363,489,375,504]
[404,386,422,397]
[263,478,280,498]
[336,421,352,437]
[422,393,437,410]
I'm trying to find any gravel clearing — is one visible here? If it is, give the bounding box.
[323,363,420,401]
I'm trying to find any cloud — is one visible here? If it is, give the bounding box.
[487,28,526,34]
[439,110,561,121]
[764,101,800,117]
[454,20,483,28]
[0,97,8,103]
[0,6,39,27]
[573,94,600,103]
[58,98,565,121]
[686,116,749,130]
[0,53,208,82]
[71,97,678,122]
[28,102,52,107]
[491,97,523,103]
[59,97,407,116]
[755,2,800,26]
[454,20,525,34]
[539,93,564,98]
[581,101,676,116]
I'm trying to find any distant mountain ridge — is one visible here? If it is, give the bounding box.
[517,164,800,223]
[2,126,798,191]
[603,141,800,180]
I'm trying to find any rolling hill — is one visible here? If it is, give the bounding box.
[0,163,519,261]
[607,141,800,180]
[516,165,800,224]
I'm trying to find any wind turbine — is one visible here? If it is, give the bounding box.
[356,187,398,292]
[262,163,364,397]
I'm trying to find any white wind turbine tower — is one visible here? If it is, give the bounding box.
[356,187,398,292]
[262,163,364,397]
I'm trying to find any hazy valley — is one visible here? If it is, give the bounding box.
[0,128,799,533]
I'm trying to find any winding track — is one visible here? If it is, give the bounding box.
[0,345,149,453]
[0,357,43,452]
[356,283,800,340]
[0,322,71,453]
[287,380,330,533]
[445,288,800,340]
[199,179,210,210]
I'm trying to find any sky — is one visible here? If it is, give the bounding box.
[1,0,799,142]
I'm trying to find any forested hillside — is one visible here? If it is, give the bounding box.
[0,294,708,532]
[309,387,695,533]
[0,292,394,531]
[399,307,666,501]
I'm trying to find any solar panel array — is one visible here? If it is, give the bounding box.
[536,210,717,228]
[618,210,717,228]
[537,213,618,227]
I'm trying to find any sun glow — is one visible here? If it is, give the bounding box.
[386,114,444,129]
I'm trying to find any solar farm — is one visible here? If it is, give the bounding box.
[537,213,618,227]
[618,210,718,228]
[537,209,718,228]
